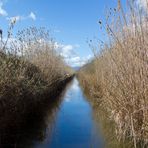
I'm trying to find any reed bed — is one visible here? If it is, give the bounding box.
[0,22,73,130]
[78,1,148,147]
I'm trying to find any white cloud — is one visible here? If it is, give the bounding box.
[67,54,93,67]
[29,12,36,20]
[55,42,93,67]
[0,2,8,16]
[62,45,73,51]
[55,43,77,58]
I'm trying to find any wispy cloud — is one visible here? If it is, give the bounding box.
[29,12,36,20]
[7,12,37,23]
[54,29,61,33]
[7,15,21,23]
[55,43,77,58]
[0,2,8,16]
[67,54,92,67]
[55,43,92,67]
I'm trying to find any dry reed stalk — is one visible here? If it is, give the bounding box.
[78,0,148,147]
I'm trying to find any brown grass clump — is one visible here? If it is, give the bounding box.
[0,26,71,96]
[0,22,73,129]
[78,0,148,147]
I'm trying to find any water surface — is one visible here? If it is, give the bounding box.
[35,78,105,148]
[0,78,105,148]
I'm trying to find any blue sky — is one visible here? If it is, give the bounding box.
[0,0,143,67]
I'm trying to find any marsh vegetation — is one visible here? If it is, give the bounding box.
[78,1,148,147]
[0,0,148,148]
[0,20,74,147]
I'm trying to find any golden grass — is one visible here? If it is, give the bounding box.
[78,1,148,147]
[0,25,73,122]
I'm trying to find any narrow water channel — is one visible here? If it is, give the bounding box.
[35,78,105,148]
[0,78,105,148]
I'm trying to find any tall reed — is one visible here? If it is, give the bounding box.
[78,1,148,147]
[0,21,73,124]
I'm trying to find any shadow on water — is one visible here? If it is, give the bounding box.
[0,78,110,148]
[40,78,105,148]
[0,79,74,148]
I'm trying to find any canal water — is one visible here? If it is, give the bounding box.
[0,78,105,148]
[35,78,105,148]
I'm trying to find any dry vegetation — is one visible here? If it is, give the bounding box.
[78,0,148,147]
[0,21,73,129]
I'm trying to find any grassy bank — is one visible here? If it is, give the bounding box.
[78,1,148,147]
[0,75,73,147]
[0,25,74,131]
